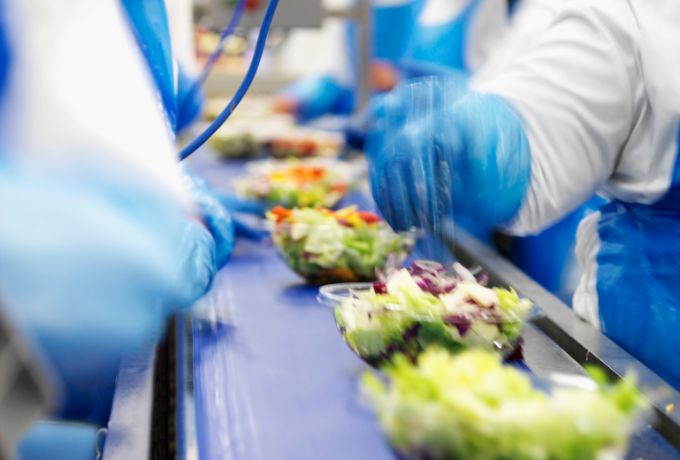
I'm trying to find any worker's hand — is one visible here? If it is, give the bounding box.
[274,75,354,122]
[0,161,198,423]
[183,174,235,269]
[367,82,531,238]
[362,75,465,169]
[174,218,218,306]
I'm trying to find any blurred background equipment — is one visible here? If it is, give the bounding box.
[0,305,52,460]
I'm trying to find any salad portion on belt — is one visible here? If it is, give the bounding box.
[362,349,649,460]
[266,131,343,159]
[320,261,534,365]
[267,206,415,285]
[237,160,356,209]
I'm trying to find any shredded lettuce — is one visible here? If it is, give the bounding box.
[363,349,648,460]
[268,207,412,284]
[336,262,533,363]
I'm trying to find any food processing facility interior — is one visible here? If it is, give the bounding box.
[1,0,680,459]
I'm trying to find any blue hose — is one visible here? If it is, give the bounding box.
[198,0,246,86]
[179,0,279,161]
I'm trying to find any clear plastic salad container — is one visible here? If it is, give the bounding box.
[265,130,343,159]
[235,159,359,209]
[268,207,416,285]
[318,261,537,366]
[361,348,651,460]
[210,131,259,160]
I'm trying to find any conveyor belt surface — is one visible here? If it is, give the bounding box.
[107,150,680,460]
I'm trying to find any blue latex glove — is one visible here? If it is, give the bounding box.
[216,192,266,216]
[275,75,354,122]
[398,58,468,79]
[0,160,197,423]
[175,218,218,305]
[183,174,235,269]
[368,81,531,240]
[17,422,98,460]
[346,72,468,150]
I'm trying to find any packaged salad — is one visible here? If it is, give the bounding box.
[265,130,343,159]
[319,260,534,365]
[267,206,415,285]
[236,160,356,209]
[210,129,259,160]
[362,348,649,460]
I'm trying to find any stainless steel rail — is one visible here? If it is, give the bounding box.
[451,227,680,454]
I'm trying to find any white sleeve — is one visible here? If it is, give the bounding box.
[473,0,566,81]
[473,0,643,235]
[165,0,197,74]
[0,0,192,207]
[277,18,355,85]
[465,0,510,71]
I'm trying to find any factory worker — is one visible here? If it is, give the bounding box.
[275,0,513,122]
[276,0,424,121]
[368,0,680,389]
[0,1,235,457]
[274,0,426,121]
[122,0,238,269]
[0,0,230,306]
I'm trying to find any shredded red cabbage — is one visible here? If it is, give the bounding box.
[408,261,459,296]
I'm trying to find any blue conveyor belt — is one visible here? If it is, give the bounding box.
[179,151,680,460]
[185,153,392,460]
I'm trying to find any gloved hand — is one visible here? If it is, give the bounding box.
[398,58,468,80]
[175,218,218,305]
[346,73,469,151]
[0,160,196,423]
[367,81,531,240]
[273,75,354,122]
[183,174,235,269]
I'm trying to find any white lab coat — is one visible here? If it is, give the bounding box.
[166,0,197,74]
[0,0,191,206]
[474,0,680,327]
[474,0,568,81]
